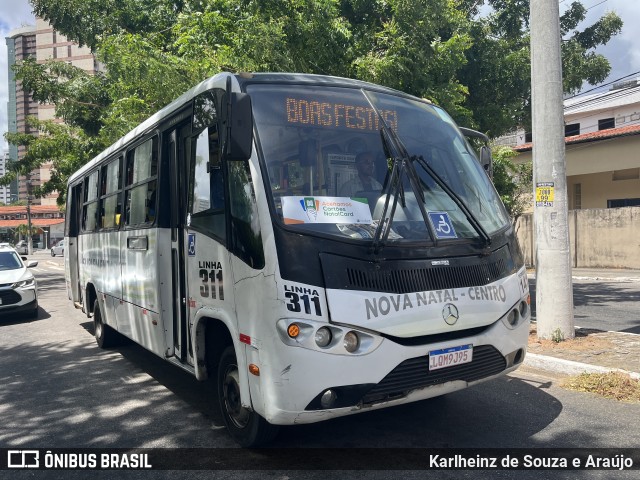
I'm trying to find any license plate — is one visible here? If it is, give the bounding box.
[429,344,473,371]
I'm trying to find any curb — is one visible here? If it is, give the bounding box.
[524,352,640,380]
[571,276,640,283]
[528,274,640,283]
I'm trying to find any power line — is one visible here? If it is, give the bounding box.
[564,84,640,112]
[586,0,608,12]
[500,87,640,142]
[565,71,640,101]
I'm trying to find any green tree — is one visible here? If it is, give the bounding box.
[13,223,34,242]
[4,0,622,204]
[491,146,532,220]
[460,1,622,136]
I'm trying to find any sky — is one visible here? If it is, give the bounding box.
[1,0,640,150]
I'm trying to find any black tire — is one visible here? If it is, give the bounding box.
[218,346,279,447]
[50,250,55,257]
[30,303,39,319]
[93,299,118,348]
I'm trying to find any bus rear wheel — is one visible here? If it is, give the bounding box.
[93,299,118,348]
[217,346,279,447]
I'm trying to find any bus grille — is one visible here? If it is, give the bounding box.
[320,245,515,294]
[0,290,22,306]
[361,345,506,404]
[346,260,508,293]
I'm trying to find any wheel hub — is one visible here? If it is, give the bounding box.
[222,365,250,429]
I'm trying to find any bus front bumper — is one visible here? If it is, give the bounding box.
[246,313,530,426]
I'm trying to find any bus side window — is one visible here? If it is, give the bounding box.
[82,170,99,232]
[99,157,122,230]
[187,125,226,241]
[228,161,265,269]
[124,137,158,227]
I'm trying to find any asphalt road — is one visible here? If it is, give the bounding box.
[529,278,640,334]
[0,258,639,479]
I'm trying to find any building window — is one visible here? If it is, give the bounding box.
[607,198,640,208]
[573,183,581,210]
[612,168,640,181]
[565,123,580,137]
[598,118,615,130]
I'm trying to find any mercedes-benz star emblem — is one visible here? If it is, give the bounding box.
[442,303,459,325]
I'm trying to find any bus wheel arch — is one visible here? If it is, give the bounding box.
[84,283,97,319]
[217,345,279,446]
[196,317,278,446]
[195,317,234,381]
[93,297,119,348]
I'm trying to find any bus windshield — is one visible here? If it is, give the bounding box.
[248,84,510,243]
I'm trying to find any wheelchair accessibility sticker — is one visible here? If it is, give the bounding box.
[428,212,457,239]
[188,233,196,256]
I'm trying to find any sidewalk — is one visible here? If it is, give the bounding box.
[524,267,640,380]
[528,267,640,282]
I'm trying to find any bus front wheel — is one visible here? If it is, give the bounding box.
[217,346,279,447]
[93,299,118,348]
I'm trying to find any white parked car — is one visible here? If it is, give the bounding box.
[0,245,38,318]
[14,240,28,255]
[51,240,65,257]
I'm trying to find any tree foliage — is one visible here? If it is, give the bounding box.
[3,0,622,204]
[460,0,622,136]
[491,146,532,220]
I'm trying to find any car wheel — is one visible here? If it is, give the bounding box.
[217,346,279,447]
[30,303,39,319]
[93,299,118,348]
[51,249,55,257]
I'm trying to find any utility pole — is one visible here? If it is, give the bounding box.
[26,172,33,255]
[530,0,574,340]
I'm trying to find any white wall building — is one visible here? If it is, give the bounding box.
[513,81,640,210]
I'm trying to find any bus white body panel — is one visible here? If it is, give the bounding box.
[79,229,168,357]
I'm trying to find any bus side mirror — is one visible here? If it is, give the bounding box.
[226,92,253,161]
[480,146,493,179]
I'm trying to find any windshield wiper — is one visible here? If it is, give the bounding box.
[362,91,412,253]
[413,155,492,246]
[362,89,492,249]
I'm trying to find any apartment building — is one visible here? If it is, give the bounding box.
[5,19,99,206]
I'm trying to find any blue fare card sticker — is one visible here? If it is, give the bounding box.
[188,233,196,256]
[428,212,457,239]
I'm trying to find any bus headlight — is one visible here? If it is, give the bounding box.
[343,331,359,353]
[276,319,383,355]
[314,327,332,348]
[519,301,528,317]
